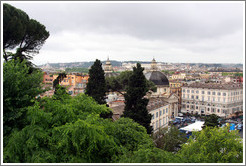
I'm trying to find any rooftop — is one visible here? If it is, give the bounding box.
[183,82,243,90]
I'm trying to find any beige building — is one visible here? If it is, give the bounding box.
[109,97,171,132]
[171,73,186,80]
[147,98,169,131]
[181,82,243,118]
[144,59,179,118]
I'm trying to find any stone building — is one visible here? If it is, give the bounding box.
[103,57,119,78]
[144,58,179,119]
[181,82,243,118]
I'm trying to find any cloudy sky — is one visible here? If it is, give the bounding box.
[6,1,245,65]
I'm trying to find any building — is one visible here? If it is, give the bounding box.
[109,97,170,132]
[171,73,186,80]
[144,58,179,118]
[169,80,184,111]
[181,82,243,118]
[103,57,119,78]
[145,58,170,97]
[42,72,89,96]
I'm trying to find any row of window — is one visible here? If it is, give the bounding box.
[183,105,241,114]
[152,108,168,120]
[153,117,169,130]
[183,89,227,96]
[183,94,242,102]
[183,89,243,96]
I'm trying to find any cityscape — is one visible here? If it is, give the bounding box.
[2,1,244,164]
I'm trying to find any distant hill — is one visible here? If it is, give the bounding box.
[38,61,243,69]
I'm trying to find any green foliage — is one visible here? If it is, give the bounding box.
[65,67,89,74]
[203,114,219,128]
[4,93,155,163]
[117,146,182,163]
[123,63,152,134]
[234,72,243,77]
[177,127,243,163]
[3,3,29,50]
[3,60,43,139]
[162,70,175,75]
[153,125,187,153]
[105,118,154,152]
[3,3,49,62]
[53,73,66,89]
[106,70,156,94]
[85,59,107,105]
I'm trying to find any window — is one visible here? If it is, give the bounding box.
[196,90,199,94]
[191,105,194,109]
[212,108,215,112]
[152,114,155,120]
[163,118,165,124]
[166,108,168,113]
[202,91,205,94]
[213,97,215,102]
[223,98,226,103]
[183,89,185,93]
[202,96,204,101]
[159,110,162,116]
[187,90,190,93]
[207,91,211,95]
[217,109,220,113]
[222,110,227,114]
[217,92,221,96]
[156,112,158,118]
[196,96,199,99]
[207,108,210,111]
[182,104,186,108]
[208,96,210,101]
[156,121,158,129]
[159,120,162,127]
[187,105,189,108]
[191,90,194,93]
[187,94,190,99]
[191,95,194,99]
[212,92,216,95]
[196,106,198,109]
[183,94,185,98]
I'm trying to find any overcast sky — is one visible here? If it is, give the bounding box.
[6,1,245,65]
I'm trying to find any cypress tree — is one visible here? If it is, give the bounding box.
[85,59,107,105]
[123,63,152,134]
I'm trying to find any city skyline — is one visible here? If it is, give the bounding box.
[5,1,245,65]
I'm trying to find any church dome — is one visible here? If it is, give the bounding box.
[145,71,169,86]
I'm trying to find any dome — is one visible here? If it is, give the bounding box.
[145,71,169,86]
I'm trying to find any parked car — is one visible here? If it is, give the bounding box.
[237,123,243,132]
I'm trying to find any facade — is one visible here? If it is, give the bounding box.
[181,82,243,118]
[103,58,119,78]
[144,59,179,119]
[171,73,186,80]
[169,80,184,111]
[109,97,171,131]
[148,98,169,131]
[145,58,170,97]
[42,72,89,96]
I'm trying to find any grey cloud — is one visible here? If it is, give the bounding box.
[9,3,243,41]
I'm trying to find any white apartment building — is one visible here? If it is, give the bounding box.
[147,98,170,131]
[181,83,243,118]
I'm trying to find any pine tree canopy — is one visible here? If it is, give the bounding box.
[123,63,152,134]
